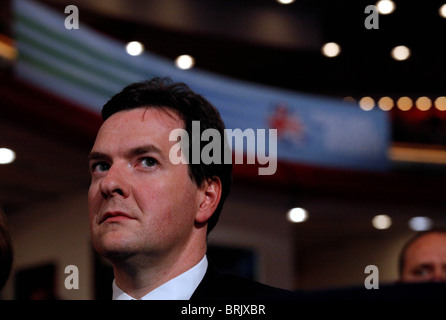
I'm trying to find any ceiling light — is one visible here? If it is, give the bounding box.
[397,96,413,111]
[359,96,375,111]
[376,0,396,15]
[378,96,394,111]
[415,96,432,111]
[321,42,341,58]
[0,35,17,61]
[0,148,16,164]
[343,96,356,103]
[277,0,295,4]
[287,207,308,223]
[372,214,392,230]
[125,41,144,56]
[434,96,446,111]
[391,45,411,61]
[175,54,195,70]
[408,216,432,231]
[439,4,446,18]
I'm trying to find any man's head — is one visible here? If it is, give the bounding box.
[88,77,232,263]
[398,229,446,283]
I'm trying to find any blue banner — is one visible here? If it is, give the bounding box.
[13,0,390,171]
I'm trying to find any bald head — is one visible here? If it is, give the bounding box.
[399,230,446,283]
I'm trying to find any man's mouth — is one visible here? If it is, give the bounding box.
[100,211,134,224]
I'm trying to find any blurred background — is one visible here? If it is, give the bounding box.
[0,0,445,299]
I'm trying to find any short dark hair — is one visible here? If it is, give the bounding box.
[101,77,232,234]
[398,228,446,277]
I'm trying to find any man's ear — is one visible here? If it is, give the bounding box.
[195,177,222,225]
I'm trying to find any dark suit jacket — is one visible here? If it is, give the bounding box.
[190,264,296,300]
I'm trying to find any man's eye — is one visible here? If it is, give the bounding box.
[140,157,158,168]
[413,268,432,277]
[91,161,110,172]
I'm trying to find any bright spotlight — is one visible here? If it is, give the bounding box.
[126,41,144,56]
[408,216,433,231]
[322,42,341,58]
[0,148,16,164]
[372,214,392,230]
[287,207,308,223]
[175,54,195,70]
[391,45,411,61]
[376,0,396,15]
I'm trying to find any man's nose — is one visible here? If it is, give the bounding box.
[99,164,129,199]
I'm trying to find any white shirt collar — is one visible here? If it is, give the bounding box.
[112,255,208,300]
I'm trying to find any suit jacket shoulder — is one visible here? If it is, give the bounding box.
[190,264,295,300]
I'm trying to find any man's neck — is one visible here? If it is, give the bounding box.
[112,245,206,299]
[112,255,208,300]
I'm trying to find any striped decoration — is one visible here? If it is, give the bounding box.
[13,0,390,171]
[13,0,173,113]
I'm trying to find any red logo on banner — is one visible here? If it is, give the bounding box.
[268,104,305,145]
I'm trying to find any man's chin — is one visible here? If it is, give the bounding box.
[96,245,137,263]
[93,235,136,261]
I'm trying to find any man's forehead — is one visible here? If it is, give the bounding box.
[96,108,183,140]
[102,107,182,126]
[412,234,446,247]
[407,236,446,257]
[92,108,183,154]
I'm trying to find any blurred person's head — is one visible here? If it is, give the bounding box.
[398,229,446,283]
[0,207,13,290]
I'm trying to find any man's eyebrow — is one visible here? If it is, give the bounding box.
[88,151,110,162]
[129,144,163,156]
[87,144,166,162]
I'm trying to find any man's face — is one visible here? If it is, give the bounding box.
[401,233,446,282]
[88,108,202,262]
